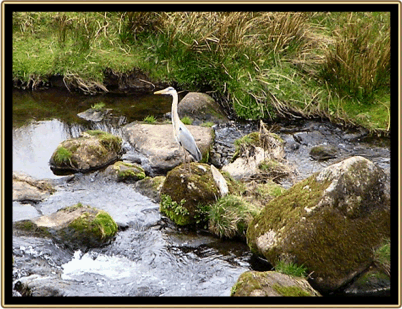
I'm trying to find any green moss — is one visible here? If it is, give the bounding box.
[53,146,72,165]
[85,130,122,153]
[373,239,390,275]
[13,220,52,238]
[181,116,193,125]
[272,284,312,297]
[68,208,118,242]
[201,121,214,127]
[231,272,263,296]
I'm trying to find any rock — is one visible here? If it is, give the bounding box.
[14,275,69,297]
[104,161,146,182]
[177,92,228,125]
[160,163,219,226]
[122,123,214,175]
[13,203,118,250]
[134,176,166,203]
[210,165,228,197]
[309,144,338,161]
[222,132,288,181]
[49,130,123,175]
[77,107,112,122]
[13,172,55,203]
[231,271,321,297]
[246,156,390,293]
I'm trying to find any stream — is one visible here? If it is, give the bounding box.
[11,88,390,297]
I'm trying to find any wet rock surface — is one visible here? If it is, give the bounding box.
[13,172,56,203]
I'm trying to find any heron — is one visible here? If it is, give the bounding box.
[154,86,202,163]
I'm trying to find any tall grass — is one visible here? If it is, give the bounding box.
[12,12,391,131]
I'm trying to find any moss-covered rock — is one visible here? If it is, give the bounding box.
[177,92,229,125]
[134,176,165,202]
[49,130,123,175]
[344,266,390,296]
[13,203,118,249]
[231,271,321,297]
[160,162,219,226]
[105,161,145,182]
[246,156,390,293]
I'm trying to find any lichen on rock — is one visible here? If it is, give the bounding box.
[246,156,390,293]
[231,271,321,297]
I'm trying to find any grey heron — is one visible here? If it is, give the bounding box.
[154,86,202,162]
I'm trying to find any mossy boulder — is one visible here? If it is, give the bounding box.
[13,172,55,203]
[13,203,118,250]
[231,271,321,297]
[122,123,214,175]
[105,161,146,182]
[177,92,228,125]
[160,163,219,226]
[49,130,123,175]
[134,176,165,203]
[246,156,390,293]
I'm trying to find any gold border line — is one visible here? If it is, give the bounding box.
[2,2,401,308]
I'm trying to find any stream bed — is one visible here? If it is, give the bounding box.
[11,89,390,297]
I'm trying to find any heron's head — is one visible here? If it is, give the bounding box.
[154,86,176,96]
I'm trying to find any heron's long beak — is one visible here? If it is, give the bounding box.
[154,89,167,95]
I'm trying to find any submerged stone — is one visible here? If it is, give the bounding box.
[309,144,338,161]
[49,130,123,175]
[246,156,390,293]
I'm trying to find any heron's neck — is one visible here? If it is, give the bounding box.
[171,91,179,129]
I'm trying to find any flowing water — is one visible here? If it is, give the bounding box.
[11,89,391,297]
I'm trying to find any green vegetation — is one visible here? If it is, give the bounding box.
[272,284,312,297]
[274,261,308,278]
[180,116,193,125]
[143,115,156,123]
[160,194,190,226]
[208,195,260,239]
[201,121,214,127]
[53,146,73,165]
[373,239,390,276]
[91,102,106,110]
[85,130,122,152]
[13,12,390,132]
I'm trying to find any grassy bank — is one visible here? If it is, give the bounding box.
[13,12,390,133]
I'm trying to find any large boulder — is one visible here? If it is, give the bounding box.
[160,163,224,226]
[49,130,123,175]
[122,123,214,175]
[231,271,321,297]
[177,92,228,125]
[13,203,118,250]
[246,156,390,293]
[13,172,55,203]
